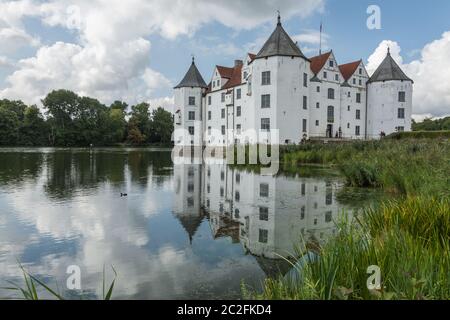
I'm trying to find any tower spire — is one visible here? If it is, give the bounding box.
[277,10,281,25]
[319,21,323,55]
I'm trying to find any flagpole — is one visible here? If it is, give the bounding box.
[319,22,323,55]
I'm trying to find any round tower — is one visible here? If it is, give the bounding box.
[173,57,208,147]
[367,48,414,139]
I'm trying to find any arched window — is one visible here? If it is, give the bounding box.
[328,88,335,100]
[327,106,335,123]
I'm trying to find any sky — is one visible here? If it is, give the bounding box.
[0,0,449,120]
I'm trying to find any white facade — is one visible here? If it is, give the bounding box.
[174,18,413,146]
[172,158,356,262]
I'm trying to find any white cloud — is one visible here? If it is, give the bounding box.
[367,34,450,118]
[0,0,324,106]
[149,96,175,114]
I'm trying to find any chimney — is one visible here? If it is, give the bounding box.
[234,60,243,67]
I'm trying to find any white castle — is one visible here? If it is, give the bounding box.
[174,15,413,146]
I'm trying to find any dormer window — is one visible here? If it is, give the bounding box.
[335,74,339,81]
[323,71,327,79]
[329,60,334,67]
[359,68,362,75]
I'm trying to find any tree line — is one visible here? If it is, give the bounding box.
[412,117,450,131]
[0,89,174,147]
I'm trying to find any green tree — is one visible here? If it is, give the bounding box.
[18,105,49,146]
[149,107,174,144]
[42,90,80,146]
[0,107,20,145]
[128,102,151,139]
[126,118,146,145]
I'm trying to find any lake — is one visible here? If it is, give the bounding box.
[0,148,383,299]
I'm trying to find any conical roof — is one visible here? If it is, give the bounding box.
[368,49,413,83]
[255,15,307,60]
[175,58,208,89]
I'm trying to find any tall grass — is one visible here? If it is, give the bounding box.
[246,196,450,300]
[2,264,117,300]
[282,140,450,197]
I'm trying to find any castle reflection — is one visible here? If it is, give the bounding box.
[173,157,355,277]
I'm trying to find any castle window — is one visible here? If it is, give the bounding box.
[220,187,224,197]
[359,79,362,86]
[236,173,241,184]
[316,120,319,126]
[355,126,361,136]
[188,111,195,120]
[221,109,225,119]
[347,123,350,129]
[329,60,334,67]
[327,106,335,123]
[221,92,225,102]
[236,88,242,100]
[348,105,351,111]
[353,78,356,85]
[302,119,307,133]
[259,229,268,243]
[317,86,320,93]
[325,211,333,223]
[397,126,405,132]
[303,96,308,110]
[236,124,242,134]
[261,94,271,108]
[316,102,320,109]
[301,183,306,196]
[188,126,195,135]
[399,91,406,102]
[208,126,211,135]
[323,71,327,79]
[221,171,225,180]
[260,183,269,197]
[221,125,226,135]
[259,207,269,221]
[398,108,405,119]
[261,118,270,131]
[208,111,212,120]
[208,96,211,105]
[335,74,339,81]
[347,92,351,98]
[356,93,361,103]
[303,73,308,87]
[356,109,361,120]
[301,206,305,220]
[235,191,240,202]
[359,68,362,75]
[262,71,271,85]
[189,96,195,105]
[236,106,241,117]
[328,88,335,100]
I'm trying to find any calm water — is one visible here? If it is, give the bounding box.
[0,148,382,300]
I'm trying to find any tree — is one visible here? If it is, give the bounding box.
[149,107,174,144]
[126,118,146,145]
[128,102,151,139]
[18,105,49,146]
[42,90,80,146]
[0,107,20,145]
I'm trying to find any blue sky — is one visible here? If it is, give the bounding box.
[0,0,449,118]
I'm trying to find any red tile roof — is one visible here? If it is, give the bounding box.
[248,53,256,62]
[223,64,243,89]
[339,60,362,81]
[309,51,332,75]
[216,66,234,79]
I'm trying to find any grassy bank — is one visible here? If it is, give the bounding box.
[245,196,450,300]
[281,139,450,197]
[244,139,450,300]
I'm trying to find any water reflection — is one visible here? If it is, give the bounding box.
[0,149,368,300]
[174,157,353,278]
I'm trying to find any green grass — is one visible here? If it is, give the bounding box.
[2,264,117,300]
[244,139,450,300]
[281,140,450,197]
[245,196,450,300]
[388,130,450,140]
